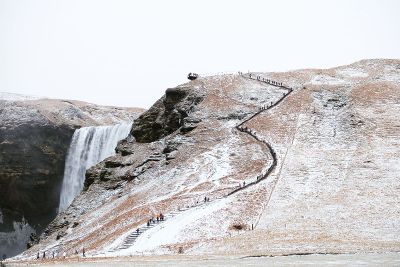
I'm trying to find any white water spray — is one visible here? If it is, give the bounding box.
[58,123,132,212]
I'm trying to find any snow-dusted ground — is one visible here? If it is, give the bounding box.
[0,91,43,101]
[310,74,348,85]
[0,95,143,128]
[337,68,369,78]
[14,59,400,260]
[6,252,400,266]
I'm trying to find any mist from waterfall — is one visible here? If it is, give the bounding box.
[58,123,132,213]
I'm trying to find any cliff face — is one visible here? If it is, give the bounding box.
[131,86,204,143]
[15,59,400,259]
[0,96,143,257]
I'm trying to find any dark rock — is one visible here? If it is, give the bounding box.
[131,86,204,143]
[166,151,177,160]
[115,136,135,156]
[56,231,67,240]
[99,170,111,181]
[163,140,181,154]
[217,111,248,121]
[84,165,112,189]
[84,164,102,190]
[105,182,123,190]
[26,233,39,249]
[42,219,70,240]
[104,160,123,168]
[121,163,151,181]
[180,117,202,134]
[180,124,197,133]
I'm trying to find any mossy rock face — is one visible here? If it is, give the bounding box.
[131,86,204,143]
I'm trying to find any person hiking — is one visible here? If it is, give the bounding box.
[37,252,40,260]
[136,228,140,234]
[82,247,86,257]
[42,251,46,259]
[63,252,66,259]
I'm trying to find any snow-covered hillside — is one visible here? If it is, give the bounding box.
[0,92,43,101]
[14,59,400,260]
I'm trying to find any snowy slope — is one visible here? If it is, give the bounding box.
[13,59,400,260]
[0,92,43,101]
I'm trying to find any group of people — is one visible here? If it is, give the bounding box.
[238,125,257,136]
[253,74,284,87]
[243,72,284,87]
[36,247,85,260]
[259,103,272,111]
[140,213,165,231]
[237,170,265,189]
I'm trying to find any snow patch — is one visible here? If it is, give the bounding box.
[381,73,400,83]
[0,92,43,101]
[337,68,369,78]
[113,197,232,255]
[310,75,347,85]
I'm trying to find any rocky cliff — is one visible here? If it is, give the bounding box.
[14,59,400,259]
[0,95,143,257]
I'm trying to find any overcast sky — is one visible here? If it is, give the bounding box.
[1,0,399,108]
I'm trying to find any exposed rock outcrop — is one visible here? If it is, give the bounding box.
[131,86,204,142]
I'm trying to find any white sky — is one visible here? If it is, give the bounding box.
[1,0,399,108]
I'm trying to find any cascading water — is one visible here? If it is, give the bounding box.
[58,123,132,213]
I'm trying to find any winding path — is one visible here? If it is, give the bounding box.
[228,73,293,195]
[109,73,293,252]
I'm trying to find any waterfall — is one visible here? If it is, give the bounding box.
[58,123,132,213]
